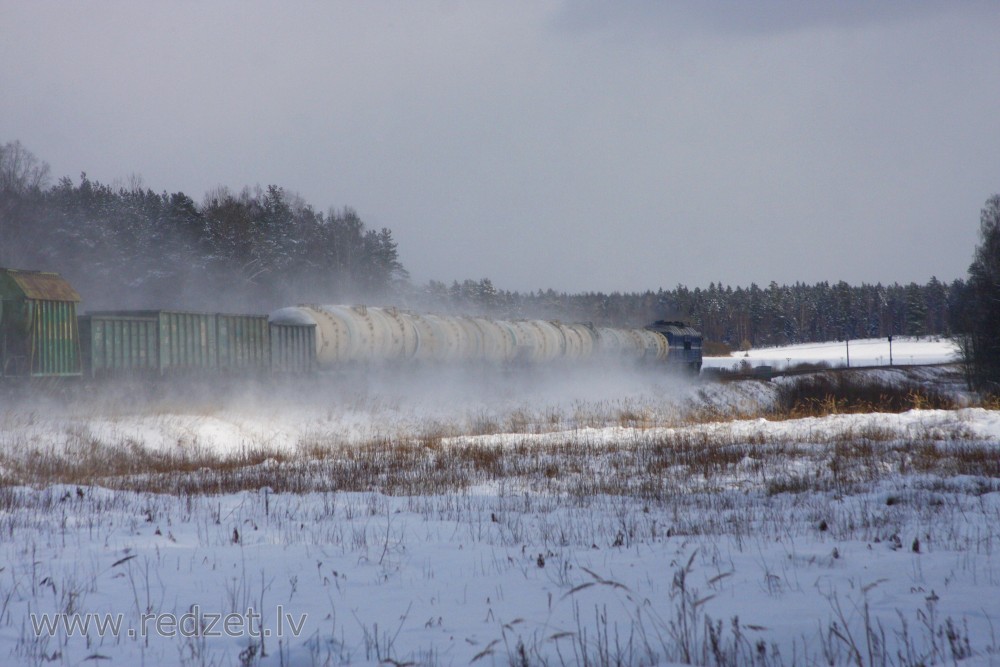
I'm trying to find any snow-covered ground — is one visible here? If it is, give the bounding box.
[704,336,959,371]
[0,357,997,666]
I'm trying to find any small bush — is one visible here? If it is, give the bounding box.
[702,340,733,357]
[786,361,832,373]
[773,373,956,417]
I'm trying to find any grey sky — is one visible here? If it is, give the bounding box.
[2,1,998,294]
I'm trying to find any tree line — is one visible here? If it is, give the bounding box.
[0,141,406,310]
[0,140,987,362]
[415,276,961,349]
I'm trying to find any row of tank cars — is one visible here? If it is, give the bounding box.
[0,267,702,379]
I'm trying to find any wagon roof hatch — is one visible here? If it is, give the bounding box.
[0,267,81,302]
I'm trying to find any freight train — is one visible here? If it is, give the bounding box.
[0,267,703,379]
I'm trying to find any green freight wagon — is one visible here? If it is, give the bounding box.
[82,311,221,376]
[217,314,270,372]
[80,310,313,377]
[80,310,219,377]
[157,311,219,372]
[79,312,160,377]
[0,267,82,377]
[269,321,316,374]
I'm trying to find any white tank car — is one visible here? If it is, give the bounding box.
[269,306,670,369]
[595,326,668,362]
[557,322,597,361]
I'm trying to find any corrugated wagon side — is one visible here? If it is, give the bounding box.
[269,321,316,374]
[80,310,316,377]
[156,311,219,373]
[0,267,82,378]
[217,314,271,373]
[79,312,159,378]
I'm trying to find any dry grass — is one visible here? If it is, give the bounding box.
[771,372,959,418]
[1,413,992,503]
[701,340,732,357]
[0,368,994,501]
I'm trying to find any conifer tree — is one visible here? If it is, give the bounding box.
[960,195,1000,393]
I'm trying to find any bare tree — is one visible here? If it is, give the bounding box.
[0,140,51,194]
[0,141,52,266]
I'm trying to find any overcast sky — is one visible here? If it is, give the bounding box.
[3,1,998,294]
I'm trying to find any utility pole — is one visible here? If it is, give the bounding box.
[845,337,850,368]
[888,335,893,366]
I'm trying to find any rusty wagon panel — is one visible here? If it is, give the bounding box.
[0,268,82,377]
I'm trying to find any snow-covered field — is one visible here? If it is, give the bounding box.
[703,336,959,371]
[0,342,997,666]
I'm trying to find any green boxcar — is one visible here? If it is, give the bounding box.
[0,268,82,377]
[80,311,314,377]
[83,311,220,375]
[79,312,159,377]
[217,314,270,372]
[157,311,218,372]
[269,322,316,374]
